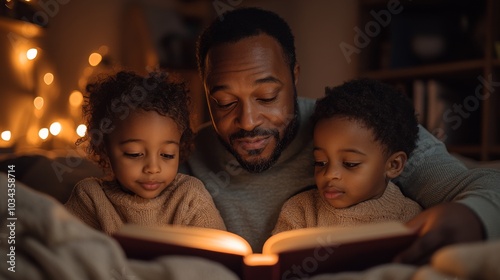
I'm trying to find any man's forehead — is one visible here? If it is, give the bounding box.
[204,36,288,85]
[206,35,285,67]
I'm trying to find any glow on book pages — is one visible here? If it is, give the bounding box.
[263,221,413,254]
[244,253,279,266]
[117,224,252,255]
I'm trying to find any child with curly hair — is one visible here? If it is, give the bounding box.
[273,78,422,234]
[65,71,225,234]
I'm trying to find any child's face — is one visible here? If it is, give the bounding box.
[313,117,391,209]
[106,110,181,199]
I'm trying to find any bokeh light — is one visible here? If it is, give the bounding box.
[69,90,83,107]
[34,96,44,110]
[49,122,62,136]
[26,48,38,60]
[76,124,87,137]
[1,131,11,141]
[88,52,102,66]
[43,73,54,85]
[39,128,49,140]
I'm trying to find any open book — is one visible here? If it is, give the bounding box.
[113,221,417,280]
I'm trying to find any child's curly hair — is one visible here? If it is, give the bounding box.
[77,70,194,172]
[311,78,419,158]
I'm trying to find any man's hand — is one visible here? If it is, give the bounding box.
[394,202,485,265]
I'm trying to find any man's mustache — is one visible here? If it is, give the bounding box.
[229,128,279,142]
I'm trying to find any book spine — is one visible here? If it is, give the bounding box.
[243,254,280,280]
[243,263,280,280]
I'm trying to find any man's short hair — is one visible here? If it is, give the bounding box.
[196,7,296,77]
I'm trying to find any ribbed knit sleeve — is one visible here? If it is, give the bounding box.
[64,178,107,231]
[166,174,226,231]
[395,126,500,239]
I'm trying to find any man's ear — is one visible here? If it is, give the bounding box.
[385,151,407,179]
[293,62,300,87]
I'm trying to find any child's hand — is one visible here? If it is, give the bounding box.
[394,202,484,265]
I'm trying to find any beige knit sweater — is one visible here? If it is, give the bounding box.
[272,181,422,234]
[64,173,226,234]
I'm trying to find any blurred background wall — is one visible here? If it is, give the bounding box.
[0,0,358,153]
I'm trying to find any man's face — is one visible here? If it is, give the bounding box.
[203,34,299,173]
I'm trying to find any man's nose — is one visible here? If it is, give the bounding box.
[236,101,263,131]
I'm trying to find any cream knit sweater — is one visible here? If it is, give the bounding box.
[64,173,226,234]
[272,182,422,234]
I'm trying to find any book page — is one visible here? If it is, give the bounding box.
[115,224,253,256]
[262,221,414,254]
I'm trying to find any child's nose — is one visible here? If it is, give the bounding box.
[143,157,161,174]
[324,164,341,180]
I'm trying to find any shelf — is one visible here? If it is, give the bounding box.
[358,0,498,161]
[359,0,470,9]
[447,145,482,155]
[360,60,489,81]
[491,146,500,154]
[447,145,500,158]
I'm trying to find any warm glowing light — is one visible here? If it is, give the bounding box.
[39,128,49,140]
[34,96,44,110]
[43,73,54,85]
[88,53,102,66]
[26,48,38,60]
[98,45,109,55]
[69,90,83,107]
[1,131,11,141]
[49,122,62,136]
[244,254,279,266]
[83,66,94,76]
[76,124,87,137]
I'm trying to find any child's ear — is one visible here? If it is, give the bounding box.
[385,151,407,179]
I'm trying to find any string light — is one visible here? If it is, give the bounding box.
[76,124,87,137]
[49,122,62,136]
[26,48,38,60]
[69,90,83,107]
[39,128,49,140]
[34,96,44,110]
[43,73,54,85]
[88,52,102,66]
[1,131,11,141]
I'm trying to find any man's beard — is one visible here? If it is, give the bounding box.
[218,99,300,173]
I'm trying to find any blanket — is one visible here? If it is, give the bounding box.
[0,173,238,280]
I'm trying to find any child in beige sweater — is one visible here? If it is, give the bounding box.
[273,78,422,234]
[65,71,225,234]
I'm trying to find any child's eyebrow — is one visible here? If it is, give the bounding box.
[313,146,367,156]
[119,139,179,145]
[340,148,367,156]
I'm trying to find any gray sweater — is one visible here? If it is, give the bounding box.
[186,97,500,252]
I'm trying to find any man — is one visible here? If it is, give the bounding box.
[186,7,500,263]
